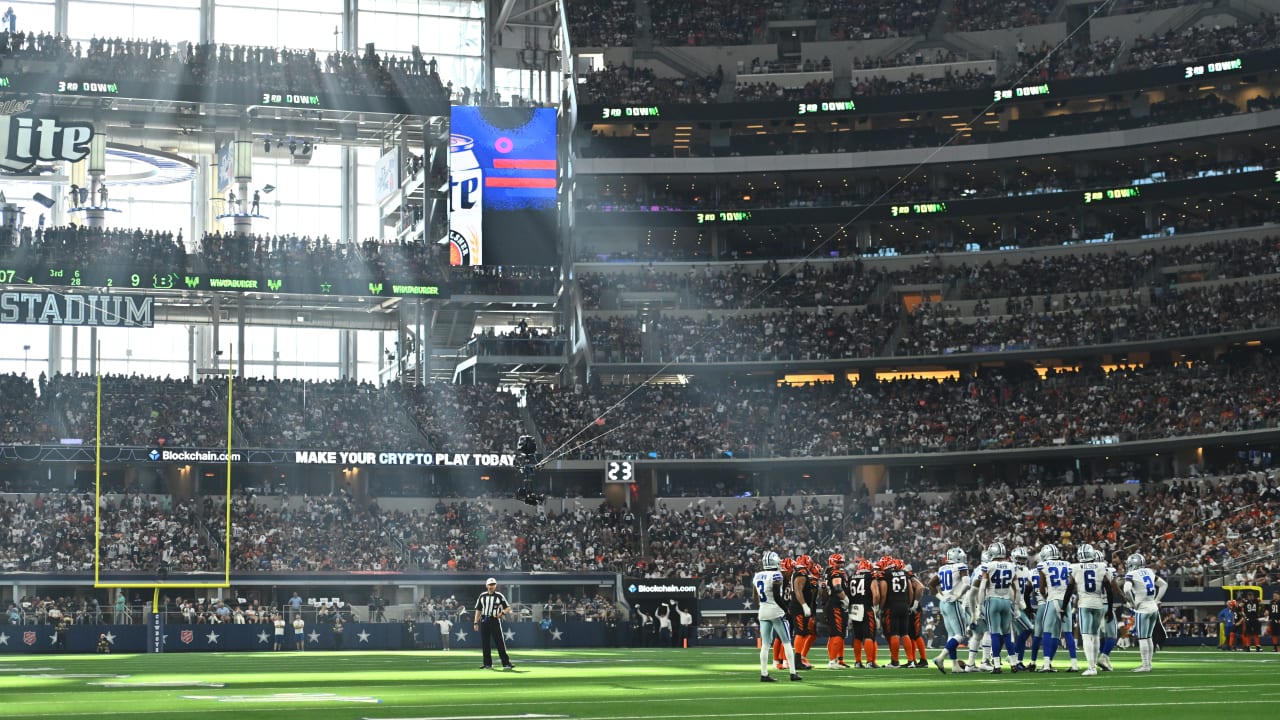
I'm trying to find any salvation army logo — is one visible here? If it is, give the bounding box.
[23,631,36,646]
[181,630,194,644]
[628,584,637,593]
[148,449,161,461]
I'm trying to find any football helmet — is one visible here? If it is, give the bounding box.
[1039,544,1060,561]
[1076,543,1098,562]
[946,547,966,564]
[986,541,1008,560]
[763,551,780,570]
[1125,553,1145,571]
[828,553,845,569]
[780,557,795,573]
[856,557,872,573]
[1011,546,1030,565]
[1228,599,1239,610]
[980,549,993,563]
[796,554,812,571]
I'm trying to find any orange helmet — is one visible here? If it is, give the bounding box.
[780,557,795,573]
[828,553,845,569]
[796,554,812,572]
[876,554,894,571]
[1228,600,1239,609]
[856,557,872,573]
[892,557,906,571]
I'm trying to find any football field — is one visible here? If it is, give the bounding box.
[1,646,1277,720]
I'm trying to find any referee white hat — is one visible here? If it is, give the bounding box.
[486,577,498,585]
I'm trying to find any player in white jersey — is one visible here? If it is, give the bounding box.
[754,551,802,683]
[1064,544,1121,676]
[1123,552,1168,672]
[1035,543,1076,671]
[963,548,993,671]
[977,542,1023,673]
[1010,546,1038,671]
[929,547,971,674]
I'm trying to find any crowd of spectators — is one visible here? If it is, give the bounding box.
[100,495,211,572]
[648,0,767,46]
[527,347,1280,459]
[54,374,226,448]
[1123,15,1280,72]
[2,470,1277,609]
[949,0,1057,32]
[581,64,723,105]
[0,29,450,108]
[567,0,637,48]
[827,0,936,40]
[398,383,524,455]
[735,78,835,102]
[234,378,425,450]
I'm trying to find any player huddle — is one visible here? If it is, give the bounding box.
[753,543,1166,681]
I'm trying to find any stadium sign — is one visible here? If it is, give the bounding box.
[293,451,518,467]
[0,115,93,173]
[0,291,153,327]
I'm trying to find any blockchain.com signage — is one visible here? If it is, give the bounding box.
[0,114,94,173]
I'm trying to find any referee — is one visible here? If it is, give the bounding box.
[474,577,515,669]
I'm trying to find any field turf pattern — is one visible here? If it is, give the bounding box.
[2,646,1277,720]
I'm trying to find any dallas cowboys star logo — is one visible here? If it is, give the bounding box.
[257,631,270,644]
[103,632,116,645]
[205,631,219,644]
[502,628,515,642]
[455,629,468,642]
[307,630,320,644]
[0,632,8,646]
[742,600,754,610]
[550,628,563,641]
[49,633,58,645]
[356,630,371,643]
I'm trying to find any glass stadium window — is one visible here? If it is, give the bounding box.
[214,0,343,50]
[355,146,384,241]
[67,0,200,44]
[238,144,342,239]
[87,325,191,378]
[243,326,341,382]
[357,0,484,98]
[0,328,47,378]
[1,1,54,32]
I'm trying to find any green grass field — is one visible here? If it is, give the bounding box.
[2,646,1277,720]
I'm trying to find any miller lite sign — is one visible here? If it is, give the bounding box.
[0,114,94,173]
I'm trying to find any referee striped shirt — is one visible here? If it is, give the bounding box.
[476,591,510,618]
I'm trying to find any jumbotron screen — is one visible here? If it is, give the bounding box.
[449,106,559,266]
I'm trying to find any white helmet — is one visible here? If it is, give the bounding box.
[1039,544,1059,561]
[986,541,1008,560]
[1076,543,1098,562]
[1011,546,1030,565]
[762,551,780,570]
[980,549,993,563]
[946,547,967,564]
[1125,553,1145,571]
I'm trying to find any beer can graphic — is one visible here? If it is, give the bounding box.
[449,134,483,266]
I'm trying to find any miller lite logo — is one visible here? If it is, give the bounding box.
[0,115,94,173]
[181,629,194,644]
[22,631,36,646]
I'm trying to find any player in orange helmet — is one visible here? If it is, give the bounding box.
[878,555,916,666]
[848,557,881,667]
[787,554,817,670]
[823,553,851,669]
[773,557,796,669]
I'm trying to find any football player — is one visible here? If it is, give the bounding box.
[878,555,915,667]
[1010,546,1038,671]
[1269,591,1280,652]
[1035,543,1077,672]
[906,563,928,668]
[929,546,971,674]
[1242,591,1263,652]
[754,551,802,682]
[847,557,880,667]
[1062,543,1121,676]
[976,542,1021,673]
[1122,552,1167,672]
[823,553,851,669]
[788,554,817,670]
[963,548,993,671]
[772,557,794,669]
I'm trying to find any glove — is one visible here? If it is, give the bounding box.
[802,604,812,618]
